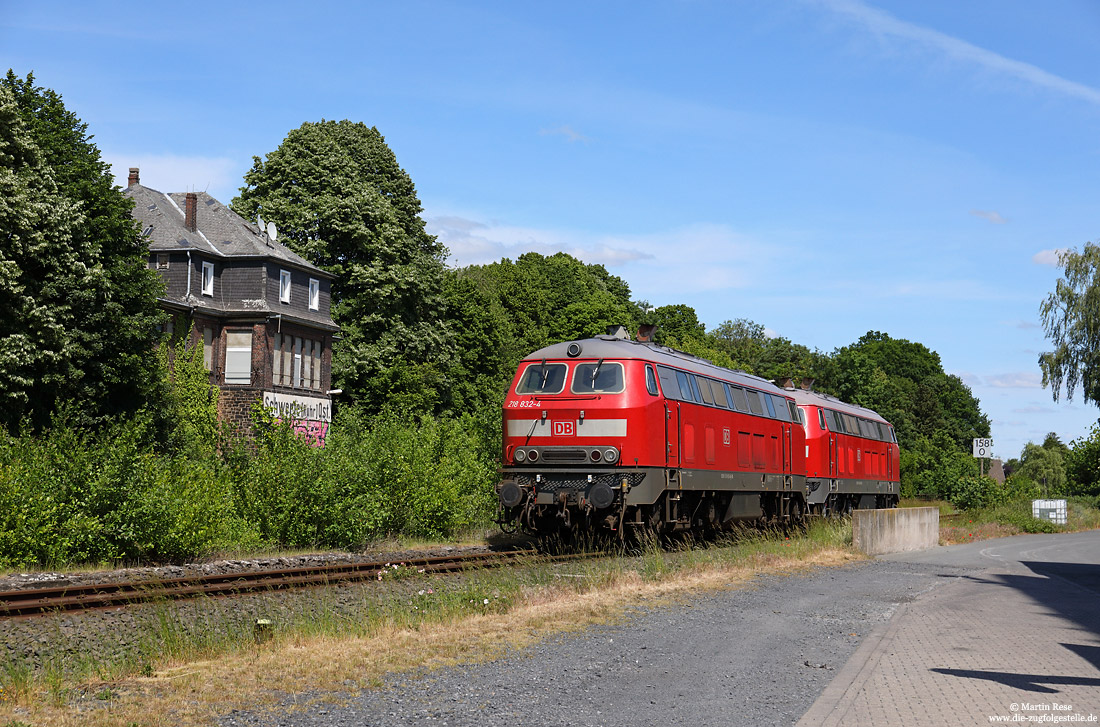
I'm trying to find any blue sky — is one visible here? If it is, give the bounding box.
[4,0,1099,459]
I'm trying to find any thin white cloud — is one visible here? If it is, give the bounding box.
[539,125,592,143]
[986,372,1043,389]
[1032,248,1066,266]
[969,209,1005,224]
[1011,405,1049,415]
[958,372,983,388]
[104,153,241,202]
[1013,320,1040,330]
[816,0,1100,106]
[426,214,772,296]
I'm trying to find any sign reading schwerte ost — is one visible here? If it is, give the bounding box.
[972,437,994,458]
[262,392,332,423]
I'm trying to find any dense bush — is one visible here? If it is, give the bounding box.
[0,405,500,568]
[947,474,1005,511]
[0,414,256,567]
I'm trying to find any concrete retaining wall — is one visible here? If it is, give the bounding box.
[852,507,939,556]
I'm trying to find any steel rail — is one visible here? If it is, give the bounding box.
[0,548,586,619]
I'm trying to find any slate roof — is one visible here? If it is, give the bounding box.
[126,182,338,331]
[125,183,331,277]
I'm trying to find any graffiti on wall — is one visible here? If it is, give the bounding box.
[263,391,331,447]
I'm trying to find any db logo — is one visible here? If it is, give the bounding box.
[723,428,731,446]
[552,421,575,436]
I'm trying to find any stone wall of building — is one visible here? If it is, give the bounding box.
[217,388,264,439]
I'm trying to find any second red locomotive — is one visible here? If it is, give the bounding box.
[495,328,900,537]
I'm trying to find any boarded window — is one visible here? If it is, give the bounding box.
[312,343,321,390]
[225,330,252,385]
[203,327,213,371]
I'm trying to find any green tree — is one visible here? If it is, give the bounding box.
[1016,442,1066,497]
[0,73,165,433]
[1039,243,1100,404]
[231,120,451,413]
[1065,424,1100,497]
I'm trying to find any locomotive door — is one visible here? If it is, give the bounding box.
[665,402,680,467]
[782,424,792,473]
[828,434,837,477]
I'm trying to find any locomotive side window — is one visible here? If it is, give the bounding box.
[746,389,765,416]
[771,395,791,422]
[763,394,777,419]
[516,363,567,394]
[695,375,715,405]
[657,366,683,400]
[674,370,695,401]
[723,384,736,410]
[818,409,827,430]
[572,362,625,394]
[788,400,800,423]
[730,385,749,412]
[645,365,659,396]
[689,376,703,402]
[842,413,860,435]
[710,379,729,408]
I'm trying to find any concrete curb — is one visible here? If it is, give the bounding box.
[794,598,913,726]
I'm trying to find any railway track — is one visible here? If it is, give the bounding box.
[0,548,579,619]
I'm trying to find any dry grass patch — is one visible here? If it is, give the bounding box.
[0,538,859,727]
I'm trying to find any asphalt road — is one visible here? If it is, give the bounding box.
[220,530,1100,727]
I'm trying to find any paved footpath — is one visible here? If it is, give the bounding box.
[798,530,1100,727]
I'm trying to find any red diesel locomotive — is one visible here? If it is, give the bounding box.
[495,329,900,537]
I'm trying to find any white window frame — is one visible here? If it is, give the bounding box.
[201,261,214,296]
[280,270,292,304]
[309,278,319,310]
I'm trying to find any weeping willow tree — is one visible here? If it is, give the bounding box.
[1039,243,1100,405]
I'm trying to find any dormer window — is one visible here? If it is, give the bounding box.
[280,270,292,303]
[201,261,214,296]
[309,278,319,310]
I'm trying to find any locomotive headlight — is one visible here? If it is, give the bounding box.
[514,448,526,463]
[527,449,539,463]
[590,449,602,462]
[604,447,619,464]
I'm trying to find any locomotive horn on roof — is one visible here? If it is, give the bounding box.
[801,378,815,391]
[636,324,657,342]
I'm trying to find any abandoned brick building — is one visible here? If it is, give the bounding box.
[126,168,339,443]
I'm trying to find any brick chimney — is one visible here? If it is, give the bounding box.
[128,167,139,187]
[185,192,198,232]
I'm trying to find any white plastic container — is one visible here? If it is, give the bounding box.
[1031,499,1067,525]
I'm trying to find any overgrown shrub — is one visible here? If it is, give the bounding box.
[0,414,258,567]
[947,474,1004,511]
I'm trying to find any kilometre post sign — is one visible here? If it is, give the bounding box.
[972,438,994,458]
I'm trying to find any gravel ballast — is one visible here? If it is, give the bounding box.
[218,557,975,727]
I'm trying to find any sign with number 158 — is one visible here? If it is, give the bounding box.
[972,438,994,458]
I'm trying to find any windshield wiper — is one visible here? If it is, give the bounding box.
[590,358,604,385]
[538,358,549,389]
